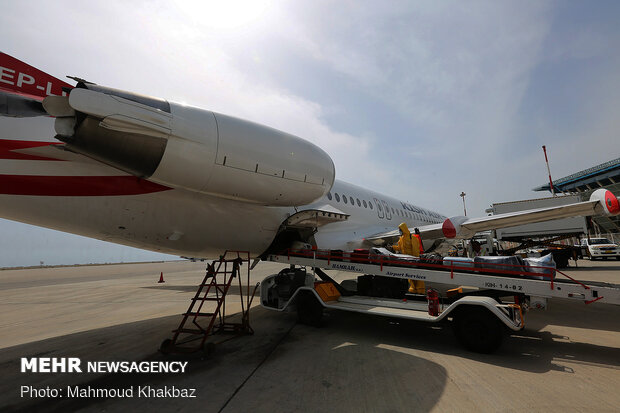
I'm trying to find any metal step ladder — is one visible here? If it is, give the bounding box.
[160,251,257,354]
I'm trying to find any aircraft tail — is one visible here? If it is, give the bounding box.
[1,52,73,117]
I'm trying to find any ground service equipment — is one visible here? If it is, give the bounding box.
[261,249,620,353]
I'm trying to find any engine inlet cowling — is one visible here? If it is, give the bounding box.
[590,189,620,216]
[44,84,335,206]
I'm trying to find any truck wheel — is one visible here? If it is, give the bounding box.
[453,307,503,354]
[297,291,323,327]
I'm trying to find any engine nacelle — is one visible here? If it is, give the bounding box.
[441,216,470,239]
[590,188,620,216]
[44,84,335,206]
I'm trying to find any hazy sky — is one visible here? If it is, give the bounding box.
[1,1,619,267]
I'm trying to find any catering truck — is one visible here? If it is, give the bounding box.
[486,195,587,268]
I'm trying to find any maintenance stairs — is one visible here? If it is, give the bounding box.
[160,251,258,355]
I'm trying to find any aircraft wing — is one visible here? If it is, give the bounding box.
[364,223,443,246]
[365,189,619,245]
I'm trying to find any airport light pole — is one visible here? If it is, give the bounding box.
[460,192,467,216]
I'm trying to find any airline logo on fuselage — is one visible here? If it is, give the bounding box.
[401,201,444,220]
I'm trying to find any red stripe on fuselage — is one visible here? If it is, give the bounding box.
[0,175,171,196]
[0,140,63,161]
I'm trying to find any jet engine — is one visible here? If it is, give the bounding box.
[43,83,335,206]
[441,215,470,239]
[590,189,620,216]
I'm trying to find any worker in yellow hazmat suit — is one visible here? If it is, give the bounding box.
[392,223,425,294]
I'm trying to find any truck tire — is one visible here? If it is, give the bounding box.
[453,307,503,354]
[296,291,323,327]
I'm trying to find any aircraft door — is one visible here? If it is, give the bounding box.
[382,200,392,220]
[373,198,384,219]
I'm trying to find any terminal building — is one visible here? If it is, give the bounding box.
[533,157,620,236]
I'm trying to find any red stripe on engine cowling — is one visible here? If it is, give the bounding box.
[0,175,171,196]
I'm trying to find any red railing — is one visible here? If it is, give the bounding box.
[280,248,590,292]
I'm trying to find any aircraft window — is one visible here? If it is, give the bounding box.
[335,193,340,202]
[369,202,373,210]
[327,192,332,201]
[377,203,382,211]
[350,196,354,205]
[356,198,361,207]
[343,196,348,204]
[363,200,367,208]
[391,207,395,215]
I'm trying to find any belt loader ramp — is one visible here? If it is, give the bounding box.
[261,249,620,353]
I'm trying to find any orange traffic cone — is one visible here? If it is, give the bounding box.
[158,272,165,283]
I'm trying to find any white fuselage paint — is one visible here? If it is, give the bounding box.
[306,180,445,251]
[0,115,445,259]
[0,178,445,259]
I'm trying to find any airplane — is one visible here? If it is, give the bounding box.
[1,51,619,264]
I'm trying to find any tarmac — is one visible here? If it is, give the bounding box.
[1,258,619,412]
